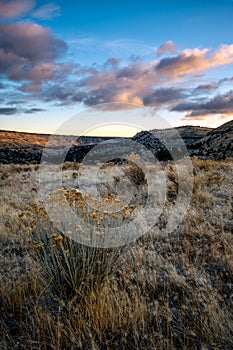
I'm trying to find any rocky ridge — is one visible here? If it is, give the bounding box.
[0,120,232,164]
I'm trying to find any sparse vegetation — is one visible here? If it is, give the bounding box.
[0,158,232,349]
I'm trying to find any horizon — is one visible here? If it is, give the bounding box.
[0,0,233,136]
[0,120,225,138]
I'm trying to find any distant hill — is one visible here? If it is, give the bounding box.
[132,120,233,160]
[194,120,233,159]
[0,120,232,164]
[132,125,212,160]
[0,130,117,148]
[0,130,117,164]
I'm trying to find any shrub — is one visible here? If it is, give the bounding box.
[0,170,8,180]
[26,191,129,299]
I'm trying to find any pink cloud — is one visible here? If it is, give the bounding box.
[45,43,233,109]
[1,13,233,128]
[76,44,233,107]
[0,0,35,19]
[0,21,66,62]
[156,45,233,76]
[211,44,233,65]
[0,20,67,86]
[156,40,177,56]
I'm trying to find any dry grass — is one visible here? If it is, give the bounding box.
[0,158,232,349]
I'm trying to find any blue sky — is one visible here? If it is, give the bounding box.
[0,0,233,135]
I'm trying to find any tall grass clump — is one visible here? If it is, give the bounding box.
[26,189,131,299]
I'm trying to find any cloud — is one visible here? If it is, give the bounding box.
[156,40,177,56]
[195,84,218,91]
[104,57,119,67]
[0,0,35,18]
[218,76,233,85]
[0,21,66,62]
[143,87,186,106]
[116,62,148,79]
[0,21,67,88]
[70,44,233,109]
[0,107,18,115]
[156,45,233,76]
[74,65,98,77]
[24,107,46,113]
[0,106,45,115]
[6,99,24,105]
[32,2,60,20]
[193,76,233,93]
[1,18,233,126]
[38,44,233,115]
[172,90,233,119]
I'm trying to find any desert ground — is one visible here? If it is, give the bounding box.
[0,157,232,350]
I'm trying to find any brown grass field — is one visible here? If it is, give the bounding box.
[0,158,232,349]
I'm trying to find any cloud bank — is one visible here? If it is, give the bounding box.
[0,1,233,122]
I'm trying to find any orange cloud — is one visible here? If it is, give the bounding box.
[113,91,143,105]
[75,44,233,108]
[156,45,233,76]
[211,44,233,65]
[182,112,233,122]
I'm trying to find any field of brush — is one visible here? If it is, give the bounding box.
[0,158,232,350]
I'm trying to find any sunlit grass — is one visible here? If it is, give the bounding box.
[0,159,232,349]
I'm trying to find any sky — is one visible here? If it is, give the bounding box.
[0,0,233,136]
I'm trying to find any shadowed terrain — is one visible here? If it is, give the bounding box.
[1,120,232,164]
